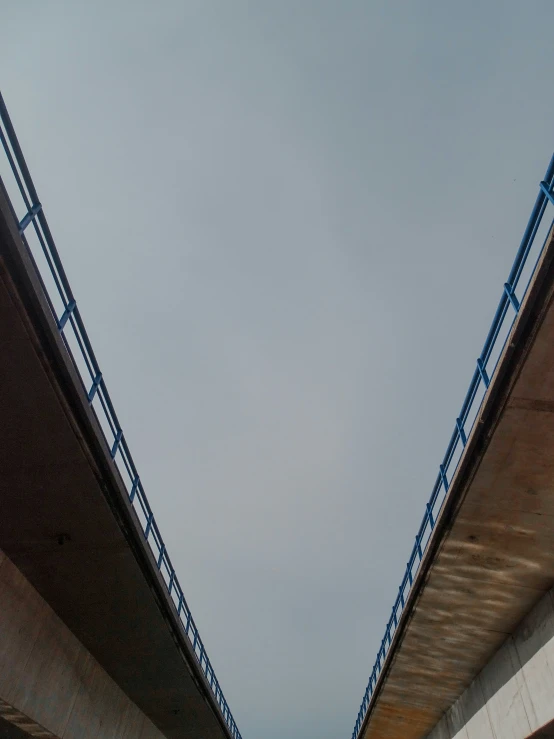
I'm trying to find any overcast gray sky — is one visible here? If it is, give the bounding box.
[1,2,553,738]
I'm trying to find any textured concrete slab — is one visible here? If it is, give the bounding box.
[359,221,554,738]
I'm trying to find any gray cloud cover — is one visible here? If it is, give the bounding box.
[1,2,553,737]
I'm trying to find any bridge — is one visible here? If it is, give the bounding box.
[2,88,554,739]
[0,96,242,738]
[347,156,554,736]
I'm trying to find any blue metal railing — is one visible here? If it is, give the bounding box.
[0,93,242,739]
[349,154,554,739]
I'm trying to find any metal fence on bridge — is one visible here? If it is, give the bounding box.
[0,92,242,739]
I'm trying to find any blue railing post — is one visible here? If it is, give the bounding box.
[399,583,405,608]
[144,511,153,540]
[415,533,423,560]
[110,429,123,458]
[477,357,490,389]
[87,372,103,402]
[426,503,435,529]
[456,417,467,447]
[18,202,42,234]
[439,464,449,493]
[57,300,76,331]
[504,283,520,313]
[129,475,140,503]
[540,180,554,206]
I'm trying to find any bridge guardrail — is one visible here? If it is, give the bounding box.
[0,92,242,739]
[349,153,554,739]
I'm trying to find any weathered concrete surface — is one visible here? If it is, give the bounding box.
[426,588,554,738]
[0,168,236,734]
[359,223,554,739]
[0,548,164,738]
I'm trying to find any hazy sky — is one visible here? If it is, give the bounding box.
[1,3,553,738]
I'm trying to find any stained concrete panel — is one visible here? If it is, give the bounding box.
[445,699,468,739]
[424,585,554,739]
[0,550,165,739]
[0,556,46,705]
[456,679,494,739]
[67,661,134,739]
[478,637,532,739]
[9,604,91,736]
[514,590,554,733]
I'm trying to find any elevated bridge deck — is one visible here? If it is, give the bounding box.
[354,164,554,737]
[0,95,239,739]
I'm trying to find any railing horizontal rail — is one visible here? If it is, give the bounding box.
[350,152,554,739]
[0,92,242,739]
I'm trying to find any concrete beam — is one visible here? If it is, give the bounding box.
[0,547,164,739]
[426,587,554,738]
